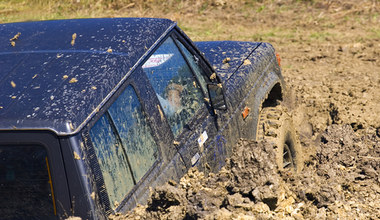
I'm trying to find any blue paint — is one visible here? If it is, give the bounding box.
[195,41,261,81]
[0,18,175,135]
[215,135,227,169]
[207,134,227,169]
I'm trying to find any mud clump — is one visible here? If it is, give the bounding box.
[287,125,380,219]
[145,184,188,219]
[121,140,284,219]
[119,123,379,219]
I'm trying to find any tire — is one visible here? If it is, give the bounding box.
[256,104,303,172]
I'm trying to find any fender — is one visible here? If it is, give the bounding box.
[225,44,285,140]
[197,41,285,166]
[195,41,261,81]
[238,71,284,140]
[196,41,282,109]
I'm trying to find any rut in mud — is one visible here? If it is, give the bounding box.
[114,123,378,219]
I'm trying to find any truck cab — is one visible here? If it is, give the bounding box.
[0,18,288,219]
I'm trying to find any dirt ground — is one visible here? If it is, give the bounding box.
[2,0,378,219]
[108,0,380,219]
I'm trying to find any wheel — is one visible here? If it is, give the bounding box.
[256,104,303,172]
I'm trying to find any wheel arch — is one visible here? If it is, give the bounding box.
[255,79,303,172]
[253,74,286,139]
[262,82,283,108]
[238,71,285,140]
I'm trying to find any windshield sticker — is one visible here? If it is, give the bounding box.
[198,131,208,148]
[142,54,174,68]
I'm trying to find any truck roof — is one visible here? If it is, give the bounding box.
[0,18,175,135]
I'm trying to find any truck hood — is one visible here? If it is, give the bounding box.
[195,41,261,81]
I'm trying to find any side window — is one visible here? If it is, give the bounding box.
[107,86,158,183]
[89,86,158,209]
[0,145,56,219]
[142,37,205,137]
[176,40,209,95]
[89,114,134,209]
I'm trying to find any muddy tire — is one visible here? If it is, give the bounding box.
[256,104,303,172]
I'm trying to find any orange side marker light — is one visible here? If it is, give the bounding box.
[276,53,281,67]
[242,107,250,119]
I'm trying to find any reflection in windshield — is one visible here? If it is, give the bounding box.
[142,54,174,68]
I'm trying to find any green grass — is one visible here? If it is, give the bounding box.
[309,31,335,41]
[256,5,265,13]
[0,0,378,45]
[251,31,276,41]
[370,28,380,39]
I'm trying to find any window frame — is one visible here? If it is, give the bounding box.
[88,111,137,210]
[172,28,228,114]
[0,131,71,219]
[172,28,217,84]
[172,36,209,99]
[173,30,222,116]
[80,28,220,215]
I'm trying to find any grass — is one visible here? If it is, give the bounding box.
[370,28,380,39]
[251,31,276,41]
[0,0,378,44]
[309,31,335,41]
[256,5,266,13]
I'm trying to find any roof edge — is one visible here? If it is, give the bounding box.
[0,19,177,136]
[70,21,177,136]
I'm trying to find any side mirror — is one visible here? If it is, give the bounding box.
[207,83,227,110]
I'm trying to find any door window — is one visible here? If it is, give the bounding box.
[89,85,158,209]
[176,40,209,95]
[142,37,205,137]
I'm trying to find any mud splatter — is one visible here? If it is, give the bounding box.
[73,151,81,160]
[69,78,78,83]
[209,73,217,80]
[9,32,20,47]
[71,33,77,46]
[243,59,251,65]
[222,57,231,64]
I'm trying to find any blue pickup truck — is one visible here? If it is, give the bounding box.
[0,18,302,219]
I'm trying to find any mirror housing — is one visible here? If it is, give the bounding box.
[207,83,227,110]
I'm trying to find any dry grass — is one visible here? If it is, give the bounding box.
[0,0,379,44]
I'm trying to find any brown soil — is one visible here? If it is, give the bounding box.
[5,0,376,219]
[115,127,379,219]
[109,0,379,219]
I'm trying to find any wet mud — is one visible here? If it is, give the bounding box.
[116,124,378,219]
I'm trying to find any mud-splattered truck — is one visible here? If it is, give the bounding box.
[0,18,301,219]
